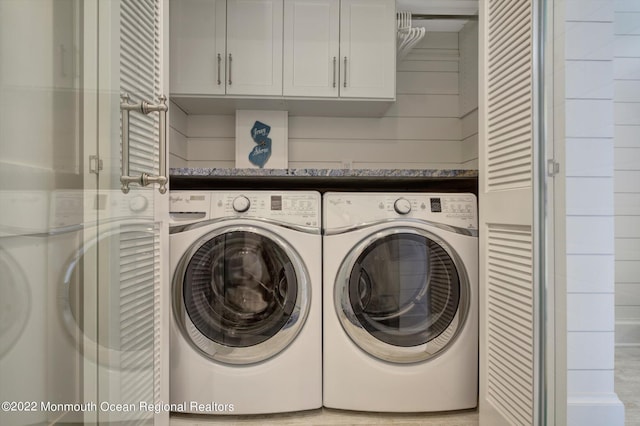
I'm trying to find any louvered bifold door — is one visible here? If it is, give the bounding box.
[95,0,166,424]
[121,0,161,181]
[478,0,540,425]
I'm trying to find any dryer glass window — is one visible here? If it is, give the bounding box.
[183,231,298,348]
[348,233,460,347]
[63,228,156,369]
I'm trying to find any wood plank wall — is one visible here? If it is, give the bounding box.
[169,31,479,169]
[614,2,640,346]
[459,21,479,169]
[563,1,625,423]
[169,100,188,167]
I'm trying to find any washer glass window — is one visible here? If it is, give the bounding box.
[183,231,298,348]
[348,233,460,348]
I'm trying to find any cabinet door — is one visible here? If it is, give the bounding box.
[340,0,395,99]
[226,0,283,96]
[283,0,339,97]
[170,0,226,95]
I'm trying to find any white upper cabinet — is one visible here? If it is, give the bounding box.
[226,0,283,96]
[340,0,396,99]
[284,0,395,99]
[170,0,282,97]
[283,0,340,97]
[170,0,226,95]
[169,0,396,108]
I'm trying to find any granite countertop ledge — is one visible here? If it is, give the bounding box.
[170,168,478,178]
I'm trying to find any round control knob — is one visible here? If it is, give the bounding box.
[232,196,250,213]
[394,198,412,215]
[129,195,149,212]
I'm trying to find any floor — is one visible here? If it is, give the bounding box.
[170,408,478,426]
[169,346,640,426]
[616,346,640,426]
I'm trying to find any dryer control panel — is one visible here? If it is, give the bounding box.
[323,192,478,231]
[50,190,154,229]
[169,191,321,229]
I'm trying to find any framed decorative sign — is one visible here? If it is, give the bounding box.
[235,110,288,169]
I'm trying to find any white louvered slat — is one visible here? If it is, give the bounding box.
[488,91,531,122]
[487,326,532,380]
[115,224,156,423]
[120,0,160,178]
[480,0,537,423]
[486,0,533,192]
[152,221,162,404]
[486,224,534,425]
[115,1,160,418]
[489,276,533,302]
[488,147,531,168]
[489,77,531,116]
[117,225,155,319]
[490,3,530,37]
[489,0,523,19]
[490,21,530,58]
[488,129,531,154]
[487,263,532,284]
[489,47,531,87]
[487,168,531,187]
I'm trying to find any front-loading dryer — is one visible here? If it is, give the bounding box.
[323,192,478,412]
[169,191,322,415]
[0,190,50,426]
[47,189,157,424]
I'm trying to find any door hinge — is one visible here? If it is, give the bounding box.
[89,155,103,175]
[547,159,560,177]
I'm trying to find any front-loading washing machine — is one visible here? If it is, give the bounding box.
[169,190,322,415]
[323,192,478,412]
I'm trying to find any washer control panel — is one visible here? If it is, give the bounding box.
[214,192,320,228]
[324,192,478,231]
[169,192,211,225]
[393,198,412,215]
[232,195,251,213]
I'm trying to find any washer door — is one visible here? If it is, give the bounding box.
[336,227,470,363]
[174,226,310,365]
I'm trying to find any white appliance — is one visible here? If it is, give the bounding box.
[323,192,478,412]
[46,190,156,423]
[169,190,322,415]
[0,191,50,426]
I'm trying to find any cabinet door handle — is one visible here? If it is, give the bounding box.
[120,93,168,194]
[343,56,348,88]
[217,53,222,85]
[332,56,337,88]
[228,53,232,85]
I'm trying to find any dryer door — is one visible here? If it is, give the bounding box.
[0,247,30,358]
[336,227,471,363]
[174,226,311,365]
[60,223,155,370]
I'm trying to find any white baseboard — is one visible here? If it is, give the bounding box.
[567,393,625,426]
